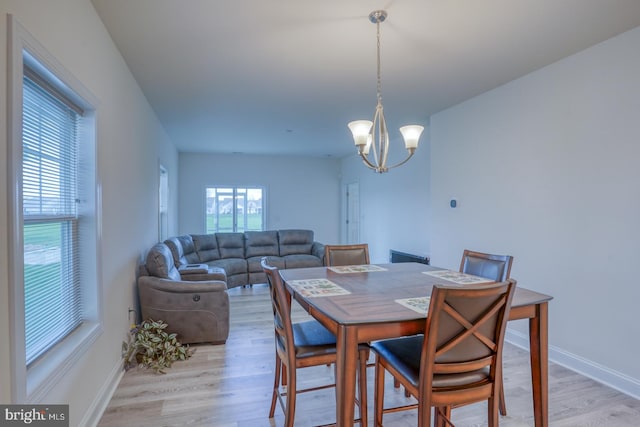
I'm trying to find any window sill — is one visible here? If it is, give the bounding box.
[27,322,102,402]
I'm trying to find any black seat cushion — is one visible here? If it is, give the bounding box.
[292,320,337,358]
[371,336,490,389]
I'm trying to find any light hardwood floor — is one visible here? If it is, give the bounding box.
[98,284,640,426]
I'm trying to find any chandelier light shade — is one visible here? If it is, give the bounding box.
[348,10,424,173]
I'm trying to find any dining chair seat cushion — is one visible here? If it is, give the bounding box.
[371,336,490,389]
[292,320,338,358]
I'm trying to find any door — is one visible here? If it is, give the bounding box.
[346,182,360,244]
[158,165,169,241]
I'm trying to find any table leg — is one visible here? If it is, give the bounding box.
[529,302,549,427]
[335,325,358,427]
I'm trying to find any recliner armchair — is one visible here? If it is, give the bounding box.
[138,242,230,344]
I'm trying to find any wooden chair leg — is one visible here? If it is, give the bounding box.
[489,396,499,427]
[358,348,368,426]
[434,406,452,427]
[433,407,443,427]
[374,361,385,427]
[285,365,296,427]
[269,355,281,418]
[499,378,507,415]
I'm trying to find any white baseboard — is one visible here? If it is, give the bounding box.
[506,328,640,400]
[78,360,124,427]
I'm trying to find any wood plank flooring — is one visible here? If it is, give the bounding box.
[98,284,640,426]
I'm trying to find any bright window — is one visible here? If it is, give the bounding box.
[22,69,83,365]
[205,187,264,233]
[9,17,102,401]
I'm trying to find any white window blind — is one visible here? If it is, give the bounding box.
[22,68,82,365]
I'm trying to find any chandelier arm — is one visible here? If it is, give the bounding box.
[378,108,389,169]
[370,103,383,167]
[386,148,417,170]
[358,152,378,170]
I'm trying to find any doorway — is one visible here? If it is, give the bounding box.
[346,182,360,244]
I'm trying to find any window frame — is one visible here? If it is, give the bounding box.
[205,186,266,233]
[7,16,103,402]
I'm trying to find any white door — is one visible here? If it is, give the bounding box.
[158,165,169,241]
[346,182,360,244]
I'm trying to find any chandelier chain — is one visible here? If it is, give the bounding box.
[376,19,382,105]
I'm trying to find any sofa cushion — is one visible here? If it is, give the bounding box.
[209,258,247,276]
[216,233,245,259]
[279,229,314,256]
[146,243,181,281]
[283,254,323,269]
[165,235,200,266]
[247,255,285,273]
[192,234,221,262]
[245,230,279,258]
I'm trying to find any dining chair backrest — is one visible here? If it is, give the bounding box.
[261,258,295,367]
[420,279,516,400]
[422,280,516,385]
[459,249,513,282]
[324,244,370,266]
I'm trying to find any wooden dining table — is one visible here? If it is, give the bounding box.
[279,262,553,427]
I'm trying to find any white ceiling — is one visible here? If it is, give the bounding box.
[91,0,640,158]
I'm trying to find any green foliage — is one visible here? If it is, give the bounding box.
[205,213,263,233]
[121,319,193,374]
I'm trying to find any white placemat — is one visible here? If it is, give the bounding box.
[395,296,430,314]
[422,269,492,285]
[327,264,388,273]
[287,278,351,297]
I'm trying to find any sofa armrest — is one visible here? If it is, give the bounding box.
[180,265,227,282]
[138,276,227,293]
[312,241,325,263]
[137,275,230,345]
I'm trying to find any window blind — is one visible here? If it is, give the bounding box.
[22,73,82,365]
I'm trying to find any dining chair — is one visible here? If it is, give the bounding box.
[371,279,516,427]
[324,243,370,266]
[261,258,369,427]
[459,249,513,283]
[460,249,513,415]
[323,243,377,370]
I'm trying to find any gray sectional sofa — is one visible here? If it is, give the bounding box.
[164,229,325,288]
[136,229,324,345]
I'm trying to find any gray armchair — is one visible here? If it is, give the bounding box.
[138,243,230,344]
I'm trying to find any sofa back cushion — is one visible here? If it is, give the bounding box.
[165,235,200,266]
[216,233,245,259]
[245,230,279,258]
[192,234,221,262]
[146,243,181,281]
[278,229,314,256]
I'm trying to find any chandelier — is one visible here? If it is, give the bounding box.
[348,10,424,173]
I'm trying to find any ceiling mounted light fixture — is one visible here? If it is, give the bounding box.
[348,10,424,173]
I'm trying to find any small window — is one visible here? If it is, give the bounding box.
[205,187,264,233]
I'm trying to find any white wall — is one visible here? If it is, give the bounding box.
[178,153,341,243]
[0,0,179,424]
[430,26,640,392]
[339,137,431,264]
